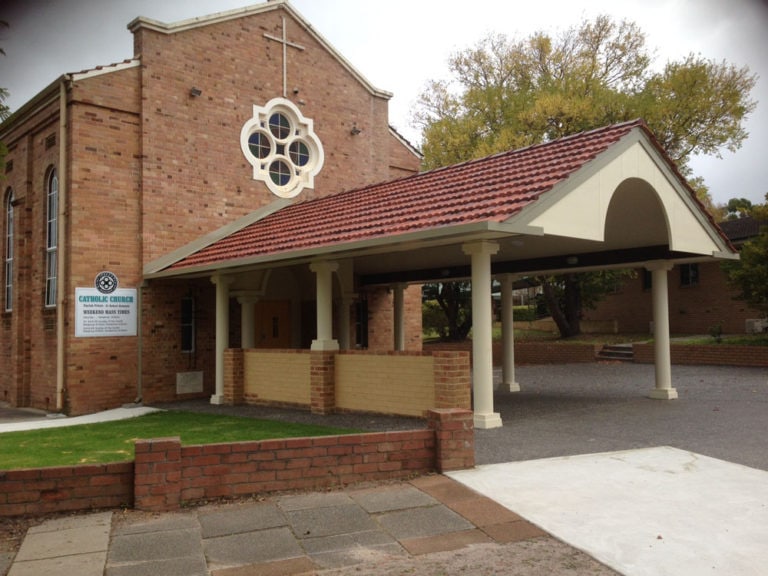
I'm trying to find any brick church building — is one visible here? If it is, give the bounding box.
[1,1,737,426]
[1,1,422,415]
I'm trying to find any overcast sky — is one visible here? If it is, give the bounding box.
[1,0,766,207]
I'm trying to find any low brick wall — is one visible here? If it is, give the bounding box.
[0,462,133,517]
[226,349,471,417]
[513,342,600,364]
[0,409,474,517]
[426,340,766,367]
[633,343,768,367]
[425,341,598,365]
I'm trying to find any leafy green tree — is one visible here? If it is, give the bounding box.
[725,197,754,220]
[414,15,757,338]
[723,195,768,316]
[538,270,635,339]
[422,282,472,341]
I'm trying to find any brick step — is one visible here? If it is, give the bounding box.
[596,344,634,362]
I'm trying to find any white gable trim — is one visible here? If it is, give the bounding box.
[508,128,730,257]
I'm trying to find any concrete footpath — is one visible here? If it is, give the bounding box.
[4,475,615,576]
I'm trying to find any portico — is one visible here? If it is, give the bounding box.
[145,120,737,428]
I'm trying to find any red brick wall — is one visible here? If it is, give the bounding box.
[433,351,471,409]
[1,96,61,411]
[425,341,599,365]
[426,340,765,367]
[0,410,475,517]
[64,68,143,415]
[173,432,435,509]
[388,130,421,178]
[583,262,764,335]
[0,463,133,517]
[428,408,475,471]
[366,285,422,351]
[134,7,419,264]
[139,279,217,406]
[633,343,768,367]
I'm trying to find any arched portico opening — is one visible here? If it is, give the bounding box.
[604,178,670,248]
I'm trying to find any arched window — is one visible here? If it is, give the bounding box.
[45,168,58,308]
[4,188,13,312]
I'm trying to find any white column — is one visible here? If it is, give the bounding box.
[211,274,234,405]
[310,261,340,351]
[647,262,678,400]
[237,295,259,349]
[393,283,406,351]
[500,274,520,392]
[463,241,502,429]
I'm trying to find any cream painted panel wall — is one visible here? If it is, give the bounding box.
[244,351,311,405]
[524,142,722,255]
[336,355,434,417]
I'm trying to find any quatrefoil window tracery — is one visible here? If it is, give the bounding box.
[240,98,324,198]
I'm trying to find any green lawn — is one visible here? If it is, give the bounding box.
[0,411,357,470]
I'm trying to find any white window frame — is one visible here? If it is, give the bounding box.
[4,188,13,312]
[45,169,58,308]
[240,97,324,199]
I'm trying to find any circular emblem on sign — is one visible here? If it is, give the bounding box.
[95,271,118,294]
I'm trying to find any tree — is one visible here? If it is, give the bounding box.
[538,270,635,338]
[414,15,757,338]
[723,194,768,316]
[422,282,472,341]
[725,197,754,220]
[0,21,10,172]
[0,20,9,122]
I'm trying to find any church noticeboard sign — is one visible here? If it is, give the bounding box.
[75,272,137,337]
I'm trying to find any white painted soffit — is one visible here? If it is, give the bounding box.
[128,0,392,100]
[143,198,294,276]
[504,128,733,258]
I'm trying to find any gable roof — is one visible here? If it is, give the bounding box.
[147,119,725,278]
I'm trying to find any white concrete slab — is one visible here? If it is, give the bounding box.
[0,406,161,433]
[449,446,768,576]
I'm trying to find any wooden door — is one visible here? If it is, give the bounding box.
[254,300,292,348]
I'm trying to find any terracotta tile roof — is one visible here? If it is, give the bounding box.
[168,120,646,271]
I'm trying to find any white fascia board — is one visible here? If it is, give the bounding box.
[712,250,740,261]
[632,137,732,254]
[144,220,508,279]
[509,130,642,239]
[510,128,732,256]
[128,1,392,100]
[143,198,294,276]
